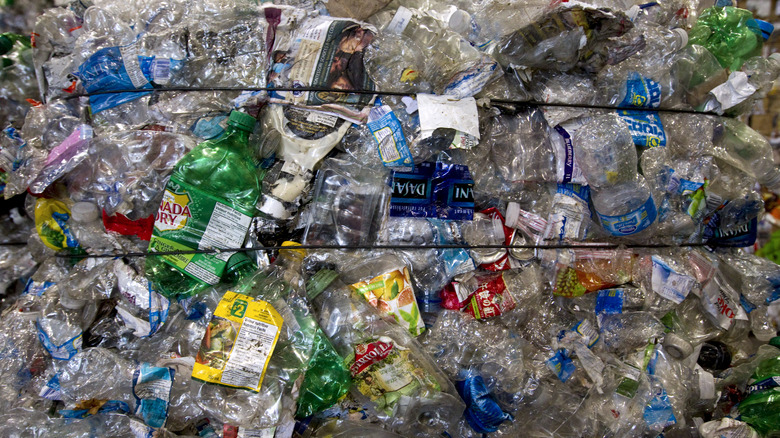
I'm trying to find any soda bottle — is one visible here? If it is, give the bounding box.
[688,5,773,71]
[146,110,261,299]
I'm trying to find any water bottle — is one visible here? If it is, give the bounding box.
[717,118,780,193]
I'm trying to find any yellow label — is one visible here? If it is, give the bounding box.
[400,68,418,83]
[192,291,283,392]
[154,189,192,232]
[35,198,77,251]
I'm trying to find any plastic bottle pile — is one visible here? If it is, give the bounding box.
[1,0,780,436]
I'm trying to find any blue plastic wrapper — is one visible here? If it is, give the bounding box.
[456,371,513,433]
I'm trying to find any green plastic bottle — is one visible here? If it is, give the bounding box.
[738,353,780,435]
[688,6,773,71]
[146,110,260,298]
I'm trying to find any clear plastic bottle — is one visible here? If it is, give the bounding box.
[307,269,465,437]
[716,118,780,193]
[69,201,118,252]
[573,113,638,189]
[365,6,497,97]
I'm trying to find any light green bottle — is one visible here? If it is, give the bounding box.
[688,6,772,72]
[146,110,260,299]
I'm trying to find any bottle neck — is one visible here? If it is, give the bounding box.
[225,124,251,142]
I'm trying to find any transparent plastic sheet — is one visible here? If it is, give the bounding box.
[303,156,390,247]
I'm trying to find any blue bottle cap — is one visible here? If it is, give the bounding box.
[715,0,732,6]
[747,19,774,41]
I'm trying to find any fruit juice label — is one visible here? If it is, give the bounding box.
[350,267,425,336]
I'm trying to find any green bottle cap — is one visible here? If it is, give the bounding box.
[770,336,780,349]
[227,110,256,132]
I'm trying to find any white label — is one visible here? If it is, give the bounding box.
[119,43,149,89]
[220,317,281,389]
[375,127,401,161]
[701,275,749,330]
[401,96,418,114]
[696,364,715,400]
[387,6,414,34]
[185,263,220,285]
[237,429,275,438]
[545,193,589,241]
[710,71,756,111]
[152,58,171,84]
[134,375,172,401]
[305,111,338,127]
[651,257,696,304]
[200,202,253,252]
[417,94,480,140]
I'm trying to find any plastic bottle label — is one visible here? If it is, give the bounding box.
[148,177,253,286]
[36,321,82,361]
[597,196,657,236]
[367,105,413,171]
[443,58,499,100]
[644,387,677,430]
[22,279,55,297]
[390,163,435,218]
[616,73,666,147]
[76,45,156,113]
[547,349,576,382]
[595,289,624,317]
[346,336,432,415]
[553,125,587,184]
[546,183,591,242]
[132,363,174,429]
[192,291,283,392]
[39,375,62,401]
[350,267,425,337]
[389,162,475,220]
[386,6,413,34]
[650,257,696,304]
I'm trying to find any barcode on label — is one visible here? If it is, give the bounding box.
[306,111,338,127]
[375,127,401,162]
[120,43,149,89]
[152,59,171,83]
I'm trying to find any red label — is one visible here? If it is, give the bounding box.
[102,211,154,241]
[464,274,515,319]
[350,340,393,377]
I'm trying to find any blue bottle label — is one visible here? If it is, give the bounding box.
[597,196,657,236]
[367,105,413,171]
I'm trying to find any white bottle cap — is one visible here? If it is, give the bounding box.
[448,10,471,35]
[663,333,694,359]
[504,202,520,229]
[259,196,291,220]
[770,53,780,63]
[71,202,100,223]
[672,28,689,49]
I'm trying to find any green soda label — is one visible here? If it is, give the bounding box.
[149,177,253,285]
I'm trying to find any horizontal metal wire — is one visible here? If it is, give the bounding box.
[52,242,716,259]
[59,86,724,116]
